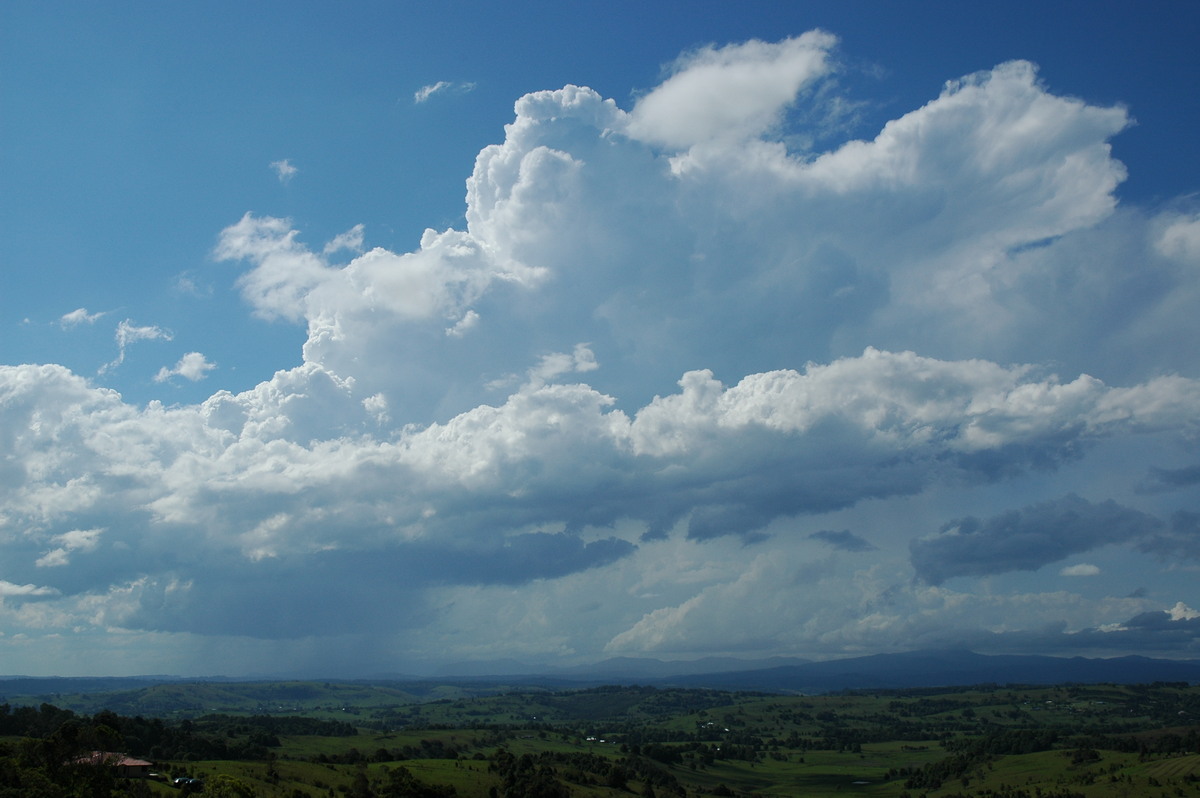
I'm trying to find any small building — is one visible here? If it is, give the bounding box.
[113,755,152,778]
[74,751,154,778]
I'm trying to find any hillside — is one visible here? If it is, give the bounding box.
[2,681,1199,797]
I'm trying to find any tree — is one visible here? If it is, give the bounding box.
[204,773,257,798]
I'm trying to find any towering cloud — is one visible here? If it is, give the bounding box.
[2,34,1198,674]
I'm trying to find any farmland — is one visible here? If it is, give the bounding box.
[2,681,1199,796]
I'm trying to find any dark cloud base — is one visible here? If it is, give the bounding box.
[910,495,1163,585]
[125,533,634,638]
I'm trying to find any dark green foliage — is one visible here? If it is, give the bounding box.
[378,764,457,798]
[945,727,1061,755]
[0,702,78,737]
[481,746,684,798]
[490,750,569,798]
[2,681,1199,796]
[0,724,121,797]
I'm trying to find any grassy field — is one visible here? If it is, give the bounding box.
[5,682,1199,796]
[149,747,1200,798]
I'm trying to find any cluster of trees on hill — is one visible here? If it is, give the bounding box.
[1,703,356,763]
[488,749,682,798]
[0,703,78,738]
[312,736,468,764]
[888,725,1200,793]
[1,713,142,798]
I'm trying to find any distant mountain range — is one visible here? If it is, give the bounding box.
[432,654,813,680]
[434,649,1200,692]
[4,649,1199,702]
[658,649,1200,692]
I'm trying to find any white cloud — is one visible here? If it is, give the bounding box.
[362,392,389,424]
[602,543,1155,658]
[415,81,451,103]
[100,319,172,373]
[414,81,475,103]
[205,53,1165,428]
[627,32,836,148]
[36,527,104,567]
[1156,212,1200,263]
[528,343,598,384]
[1168,601,1200,621]
[1061,563,1101,577]
[0,340,1196,661]
[4,349,1195,580]
[323,224,365,256]
[173,272,211,297]
[117,320,170,350]
[445,309,479,338]
[215,214,541,327]
[270,158,298,183]
[59,307,104,328]
[455,57,1155,399]
[154,352,217,383]
[0,580,59,597]
[213,214,326,323]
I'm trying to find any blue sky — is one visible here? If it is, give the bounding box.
[2,1,1200,677]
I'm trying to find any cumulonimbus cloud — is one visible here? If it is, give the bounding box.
[3,34,1199,668]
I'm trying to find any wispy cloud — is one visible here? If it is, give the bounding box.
[37,528,104,568]
[100,319,172,373]
[415,81,450,103]
[809,529,876,552]
[270,158,298,184]
[323,224,365,256]
[446,309,479,338]
[173,271,212,298]
[0,580,59,597]
[414,80,476,103]
[59,307,105,328]
[529,343,598,384]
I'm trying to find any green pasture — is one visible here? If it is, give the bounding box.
[3,681,1198,797]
